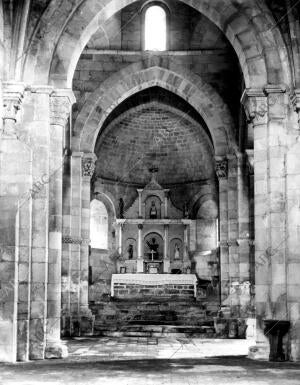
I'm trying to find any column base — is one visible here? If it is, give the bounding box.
[163,259,170,273]
[45,340,68,359]
[248,342,270,360]
[137,258,144,273]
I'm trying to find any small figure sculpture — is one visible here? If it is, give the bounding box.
[174,243,180,260]
[118,198,124,218]
[149,200,157,219]
[127,244,133,260]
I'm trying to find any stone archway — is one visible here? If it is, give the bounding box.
[74,63,236,157]
[22,0,291,89]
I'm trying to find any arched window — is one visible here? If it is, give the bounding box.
[90,199,108,249]
[144,5,167,51]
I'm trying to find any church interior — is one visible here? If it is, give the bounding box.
[1,0,300,383]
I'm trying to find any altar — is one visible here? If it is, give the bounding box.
[115,167,193,276]
[111,273,197,299]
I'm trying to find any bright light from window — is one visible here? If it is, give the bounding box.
[90,200,108,249]
[144,5,167,51]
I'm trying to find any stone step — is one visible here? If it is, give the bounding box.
[93,323,216,338]
[90,299,218,330]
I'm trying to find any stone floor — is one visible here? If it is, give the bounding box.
[1,338,300,385]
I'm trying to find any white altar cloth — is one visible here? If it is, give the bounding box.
[111,273,197,297]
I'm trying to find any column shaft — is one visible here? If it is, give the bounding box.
[45,90,74,358]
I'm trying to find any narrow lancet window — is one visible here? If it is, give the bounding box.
[144,5,167,51]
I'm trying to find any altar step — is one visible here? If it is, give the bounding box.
[93,323,217,338]
[90,300,220,331]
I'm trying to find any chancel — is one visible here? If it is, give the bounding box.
[2,2,300,381]
[110,167,197,298]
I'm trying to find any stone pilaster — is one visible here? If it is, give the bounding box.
[215,157,229,303]
[242,88,269,355]
[0,82,26,362]
[80,153,96,315]
[45,89,75,358]
[237,152,252,316]
[227,154,240,315]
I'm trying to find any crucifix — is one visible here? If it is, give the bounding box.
[150,249,156,261]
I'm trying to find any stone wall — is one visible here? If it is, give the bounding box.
[95,102,214,184]
[73,51,240,127]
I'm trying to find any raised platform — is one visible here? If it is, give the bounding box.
[111,273,197,299]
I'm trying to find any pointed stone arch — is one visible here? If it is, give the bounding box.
[73,62,236,157]
[23,0,292,88]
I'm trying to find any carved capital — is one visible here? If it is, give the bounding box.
[2,82,25,126]
[290,89,300,129]
[50,89,76,127]
[290,89,300,112]
[82,153,97,178]
[215,159,228,180]
[241,88,268,126]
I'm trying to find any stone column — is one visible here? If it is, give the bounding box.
[28,86,53,360]
[227,154,240,309]
[80,153,97,332]
[236,152,252,318]
[246,150,255,297]
[242,86,288,358]
[45,89,75,358]
[137,224,144,273]
[215,158,229,303]
[0,82,26,362]
[163,225,170,273]
[67,152,83,334]
[286,91,300,360]
[65,151,96,336]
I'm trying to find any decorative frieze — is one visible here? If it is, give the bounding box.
[215,159,228,179]
[62,236,91,245]
[62,236,83,244]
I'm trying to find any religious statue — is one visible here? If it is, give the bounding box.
[127,244,133,260]
[174,243,180,260]
[146,237,159,260]
[149,200,157,219]
[118,198,124,218]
